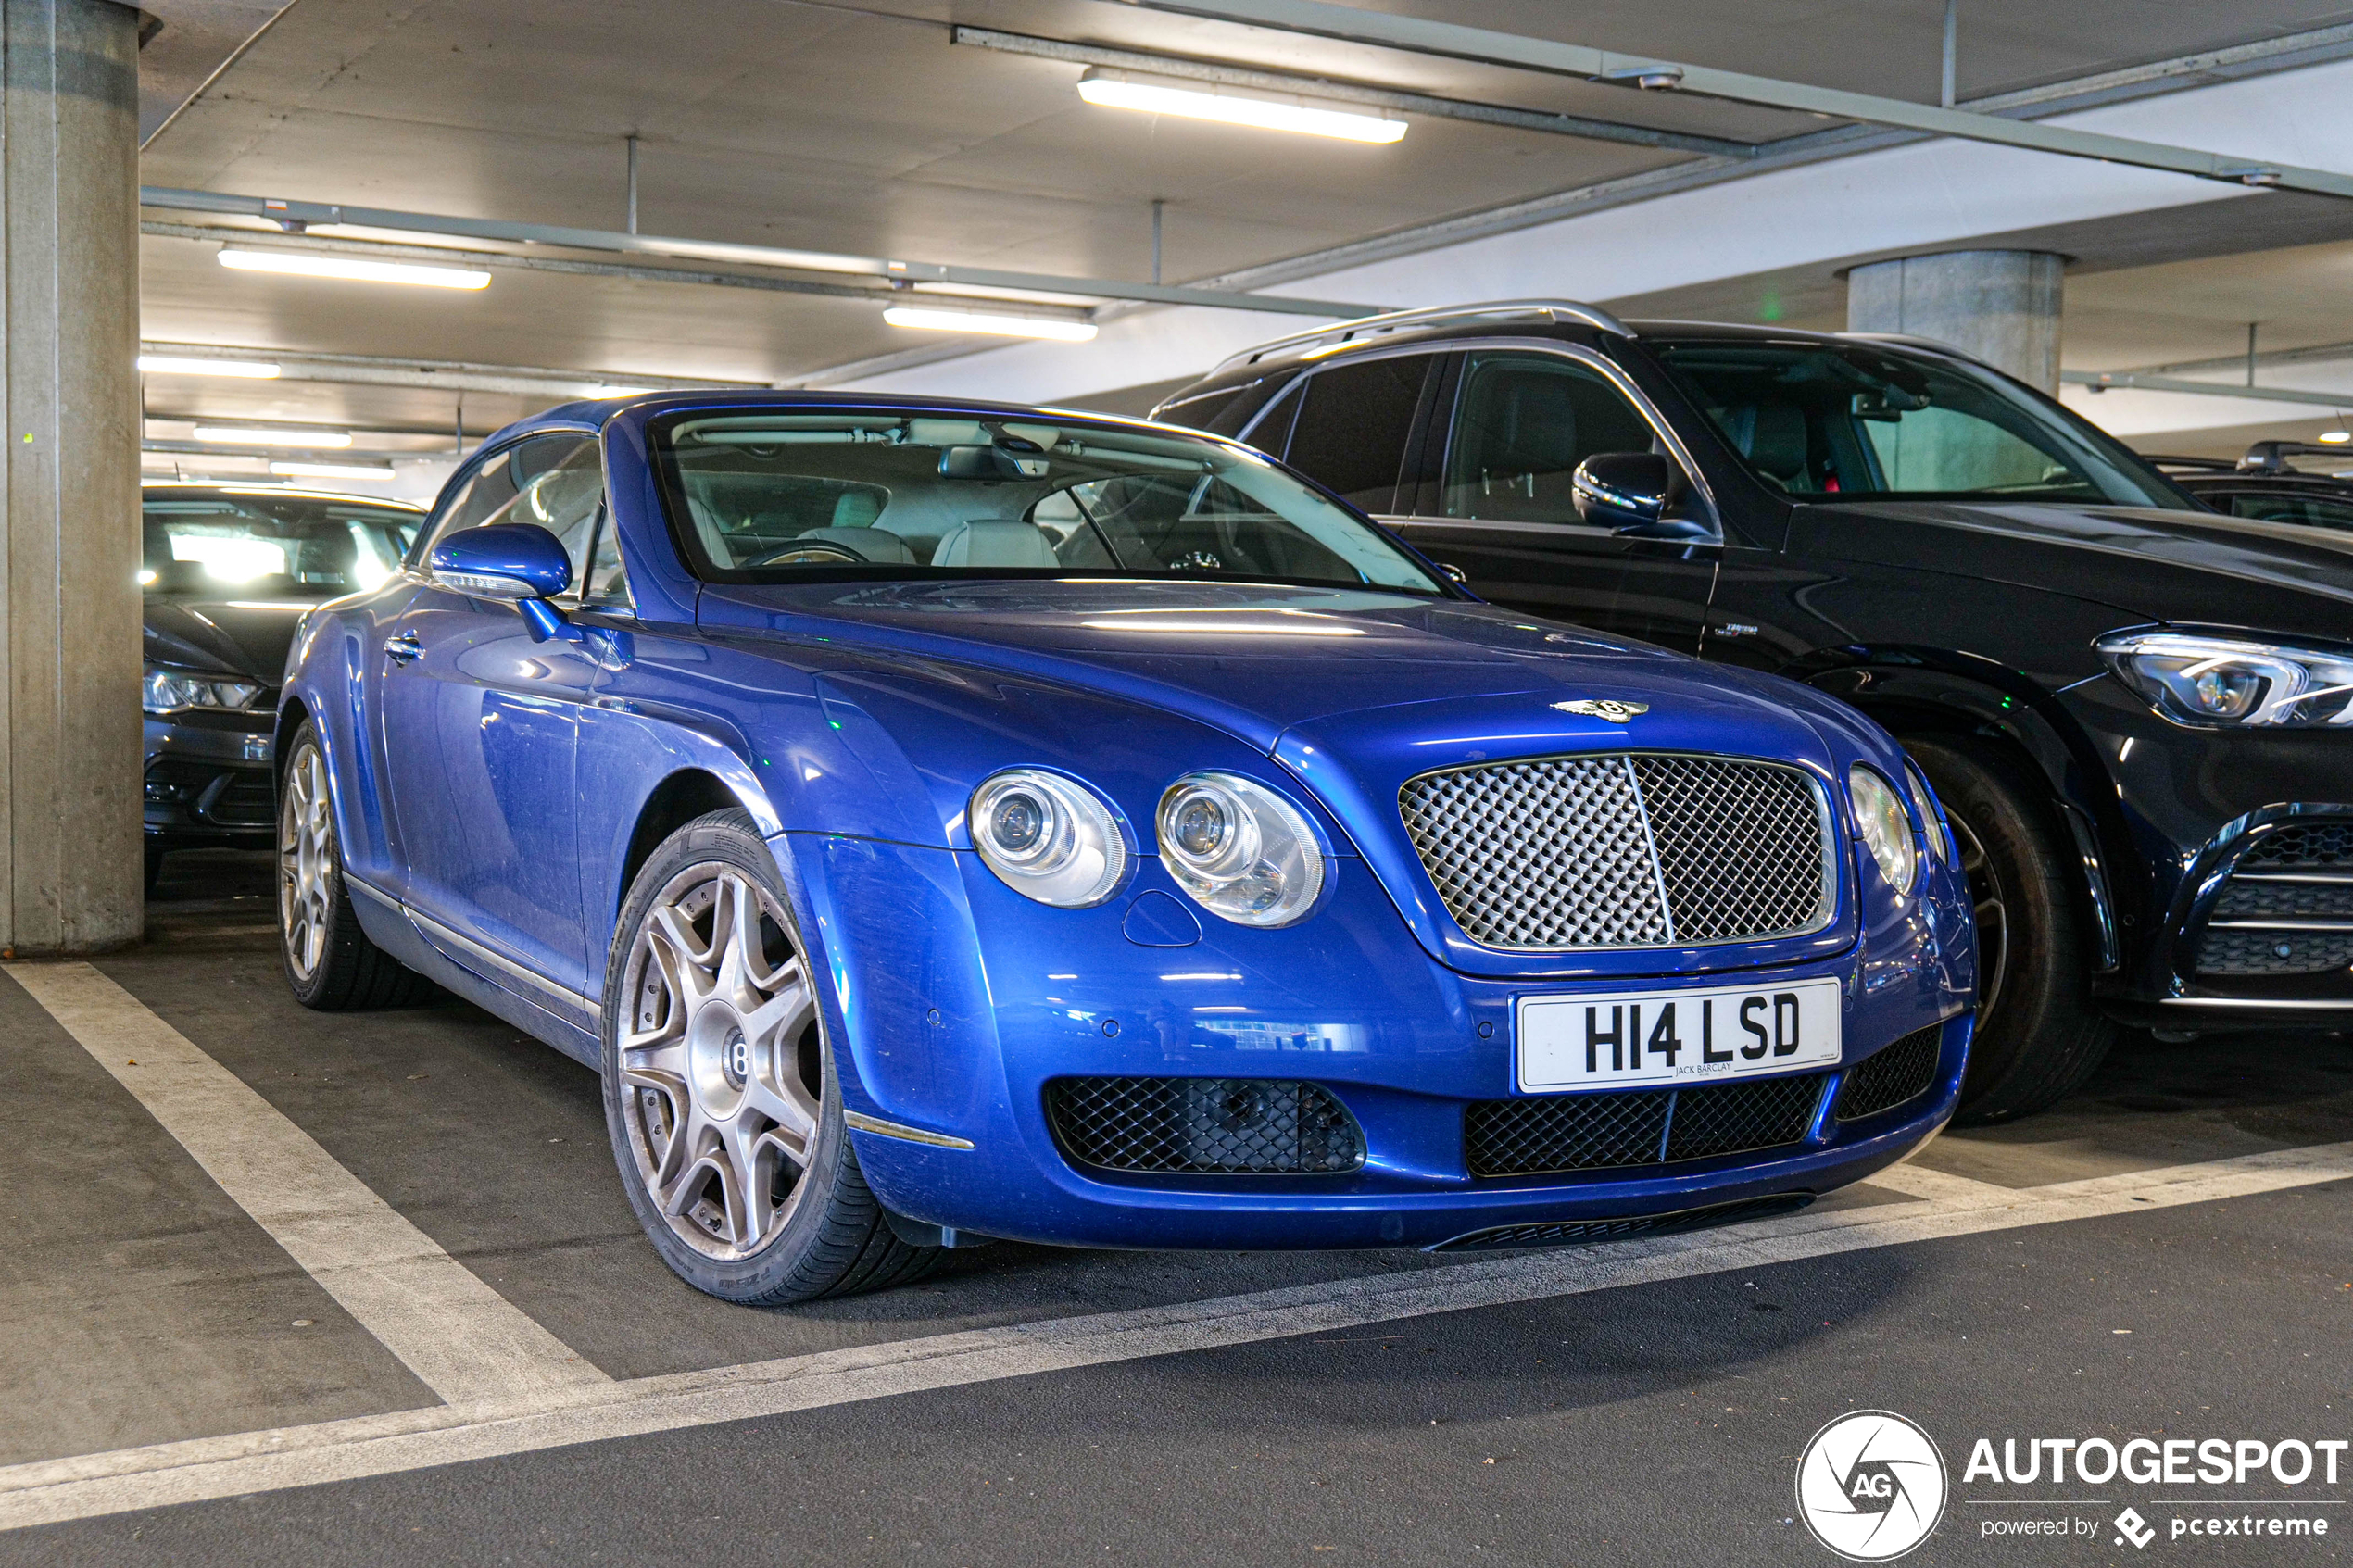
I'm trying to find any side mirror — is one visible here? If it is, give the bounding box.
[1571,452,1673,531]
[429,523,580,642]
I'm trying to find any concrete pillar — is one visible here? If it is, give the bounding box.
[1,0,144,955]
[1844,249,2064,394]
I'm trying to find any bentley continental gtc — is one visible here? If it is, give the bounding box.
[275,395,1975,1304]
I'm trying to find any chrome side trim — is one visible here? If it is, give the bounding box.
[2207,918,2353,932]
[344,874,402,915]
[405,901,596,1016]
[844,1110,976,1150]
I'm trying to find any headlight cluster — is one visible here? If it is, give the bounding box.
[1155,772,1326,927]
[143,664,262,714]
[1902,760,1953,866]
[2098,630,2353,729]
[1847,764,1919,897]
[967,770,1128,909]
[967,767,1327,926]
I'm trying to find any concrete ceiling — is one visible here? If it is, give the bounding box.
[134,0,2353,476]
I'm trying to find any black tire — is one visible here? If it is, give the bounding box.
[278,721,435,1010]
[601,809,943,1306]
[144,839,168,897]
[1904,735,2114,1123]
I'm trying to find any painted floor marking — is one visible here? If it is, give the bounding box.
[3,961,608,1407]
[0,1136,2344,1531]
[1865,1160,2009,1202]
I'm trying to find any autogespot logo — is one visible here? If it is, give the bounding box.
[1797,1411,1950,1561]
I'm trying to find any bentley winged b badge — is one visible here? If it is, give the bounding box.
[1553,697,1650,723]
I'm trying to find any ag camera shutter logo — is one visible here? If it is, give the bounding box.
[1796,1411,1948,1561]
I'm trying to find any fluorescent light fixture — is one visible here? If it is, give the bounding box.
[882,306,1098,342]
[1077,69,1406,144]
[269,460,396,481]
[194,425,353,448]
[2319,430,2351,445]
[1079,619,1365,635]
[218,247,492,290]
[136,354,282,379]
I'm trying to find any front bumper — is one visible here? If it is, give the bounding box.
[144,709,276,844]
[2066,677,2353,1030]
[784,832,1973,1251]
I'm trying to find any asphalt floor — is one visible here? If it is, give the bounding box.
[1,848,2348,1566]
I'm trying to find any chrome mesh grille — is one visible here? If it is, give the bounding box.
[1399,754,1831,950]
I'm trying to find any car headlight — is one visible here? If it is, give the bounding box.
[142,664,263,715]
[1156,771,1326,927]
[2097,630,2353,728]
[967,769,1129,908]
[1848,764,1918,897]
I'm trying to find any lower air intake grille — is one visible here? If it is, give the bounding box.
[2195,928,2353,976]
[1047,1077,1365,1174]
[1833,1023,1945,1121]
[1465,1073,1829,1178]
[1436,1194,1816,1251]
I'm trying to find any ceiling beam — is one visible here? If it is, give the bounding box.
[2065,370,2353,408]
[949,26,1755,158]
[137,187,1390,319]
[138,341,764,398]
[1133,0,2353,199]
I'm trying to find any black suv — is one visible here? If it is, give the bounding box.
[143,483,422,888]
[1156,302,2353,1123]
[2151,443,2353,533]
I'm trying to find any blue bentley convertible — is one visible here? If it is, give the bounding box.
[276,394,1974,1304]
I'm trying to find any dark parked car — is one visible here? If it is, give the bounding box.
[1155,302,2353,1123]
[2149,443,2353,533]
[142,483,422,888]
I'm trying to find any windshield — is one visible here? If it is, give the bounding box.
[142,490,422,596]
[1650,340,2195,509]
[650,411,1445,594]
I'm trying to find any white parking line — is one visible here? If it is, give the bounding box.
[3,961,608,1407]
[1865,1160,2010,1202]
[0,1135,2344,1531]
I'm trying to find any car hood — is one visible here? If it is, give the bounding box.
[143,593,319,685]
[1790,499,2353,634]
[697,579,1835,756]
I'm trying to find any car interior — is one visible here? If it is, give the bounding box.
[657,415,1437,591]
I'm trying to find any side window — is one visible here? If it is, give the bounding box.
[583,510,634,609]
[1281,355,1435,513]
[1440,353,1660,524]
[416,434,588,560]
[2227,492,2353,533]
[420,435,601,591]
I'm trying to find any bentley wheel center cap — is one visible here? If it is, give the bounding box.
[687,1002,753,1109]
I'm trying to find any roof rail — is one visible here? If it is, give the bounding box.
[1208,299,1634,376]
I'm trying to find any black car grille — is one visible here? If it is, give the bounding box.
[1397,753,1831,951]
[2194,822,2353,976]
[2240,823,2353,869]
[1832,1024,1946,1121]
[1465,1073,1829,1178]
[2196,928,2353,976]
[1436,1194,1816,1251]
[143,759,275,829]
[1046,1077,1365,1174]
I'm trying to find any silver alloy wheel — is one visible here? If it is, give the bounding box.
[1949,812,2009,1026]
[279,744,333,982]
[617,864,823,1261]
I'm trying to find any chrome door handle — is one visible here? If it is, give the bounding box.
[384,633,423,665]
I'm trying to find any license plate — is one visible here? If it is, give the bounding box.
[1516,976,1843,1093]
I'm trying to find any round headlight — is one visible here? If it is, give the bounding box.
[1154,772,1327,927]
[968,769,1128,908]
[1848,764,1919,897]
